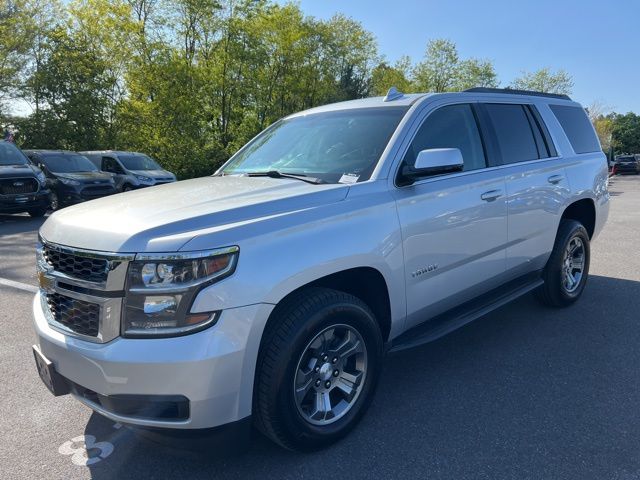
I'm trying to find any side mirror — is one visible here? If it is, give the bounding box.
[400,148,464,185]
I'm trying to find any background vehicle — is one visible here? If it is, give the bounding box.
[0,141,50,217]
[33,88,609,452]
[612,155,640,174]
[24,150,117,210]
[82,151,176,191]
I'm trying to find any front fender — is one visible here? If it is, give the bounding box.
[187,183,407,339]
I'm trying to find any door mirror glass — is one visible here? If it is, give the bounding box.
[400,148,463,185]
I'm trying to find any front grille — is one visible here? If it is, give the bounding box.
[0,177,38,195]
[46,293,100,337]
[43,245,109,283]
[81,185,116,199]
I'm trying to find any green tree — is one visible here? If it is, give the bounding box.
[412,39,498,92]
[453,58,498,91]
[611,112,640,155]
[413,39,459,92]
[370,56,412,96]
[509,67,573,95]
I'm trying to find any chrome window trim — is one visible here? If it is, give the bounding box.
[395,154,563,189]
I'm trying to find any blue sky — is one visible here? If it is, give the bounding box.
[286,0,640,113]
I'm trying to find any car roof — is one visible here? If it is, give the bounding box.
[286,89,579,119]
[23,149,82,156]
[80,150,145,156]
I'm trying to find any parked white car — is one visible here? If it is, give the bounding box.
[32,87,609,451]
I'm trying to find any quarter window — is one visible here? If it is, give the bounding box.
[484,104,539,164]
[549,104,601,154]
[402,104,486,172]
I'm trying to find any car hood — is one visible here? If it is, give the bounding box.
[129,169,174,179]
[0,163,40,179]
[55,171,114,182]
[40,176,349,252]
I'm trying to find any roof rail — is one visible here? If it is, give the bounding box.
[463,87,571,101]
[383,86,404,102]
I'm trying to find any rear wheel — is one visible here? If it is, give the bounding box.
[254,287,384,451]
[536,219,590,307]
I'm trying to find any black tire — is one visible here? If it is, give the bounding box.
[49,192,59,211]
[28,208,47,218]
[536,219,590,308]
[254,287,384,452]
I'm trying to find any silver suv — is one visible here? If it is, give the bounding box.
[32,88,609,451]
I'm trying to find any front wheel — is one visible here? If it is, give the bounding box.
[254,287,384,451]
[28,208,47,218]
[536,219,590,307]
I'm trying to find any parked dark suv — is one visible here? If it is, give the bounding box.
[24,150,117,210]
[0,141,51,217]
[613,155,640,174]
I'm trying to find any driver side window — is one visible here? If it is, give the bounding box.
[102,157,122,174]
[403,104,486,172]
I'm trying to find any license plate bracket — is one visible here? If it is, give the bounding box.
[32,345,70,396]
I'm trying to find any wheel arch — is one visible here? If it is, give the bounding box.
[561,198,596,238]
[262,267,392,344]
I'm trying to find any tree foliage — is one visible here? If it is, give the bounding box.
[610,112,640,155]
[1,2,600,177]
[510,67,574,95]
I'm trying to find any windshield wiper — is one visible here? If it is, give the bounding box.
[244,170,326,185]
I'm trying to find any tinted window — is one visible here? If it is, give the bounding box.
[0,142,28,166]
[118,154,161,171]
[103,157,123,173]
[403,104,486,171]
[40,154,98,173]
[550,105,601,154]
[485,104,539,163]
[223,107,408,183]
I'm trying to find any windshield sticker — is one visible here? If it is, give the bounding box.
[339,173,359,184]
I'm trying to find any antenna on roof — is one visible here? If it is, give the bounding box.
[384,86,404,102]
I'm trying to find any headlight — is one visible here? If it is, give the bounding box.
[135,174,152,183]
[36,171,46,185]
[123,247,239,337]
[58,177,80,186]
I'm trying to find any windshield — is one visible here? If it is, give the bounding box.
[41,154,98,173]
[119,154,161,171]
[0,142,29,166]
[221,107,408,183]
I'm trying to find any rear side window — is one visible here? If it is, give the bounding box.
[403,104,486,171]
[549,105,601,154]
[484,104,539,164]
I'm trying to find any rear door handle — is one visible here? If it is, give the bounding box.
[480,190,502,202]
[547,174,564,184]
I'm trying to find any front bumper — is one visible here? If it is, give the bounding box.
[0,189,50,213]
[56,185,117,206]
[33,293,274,429]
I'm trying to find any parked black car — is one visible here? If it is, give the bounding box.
[24,150,117,210]
[0,141,51,217]
[613,155,640,175]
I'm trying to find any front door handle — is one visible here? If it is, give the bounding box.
[480,190,502,202]
[548,174,564,184]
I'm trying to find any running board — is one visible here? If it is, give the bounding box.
[389,275,544,353]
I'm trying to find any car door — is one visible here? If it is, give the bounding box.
[480,102,571,277]
[392,103,508,329]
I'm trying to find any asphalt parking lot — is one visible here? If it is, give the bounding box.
[1,176,640,479]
